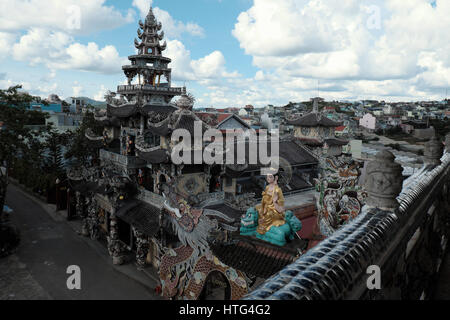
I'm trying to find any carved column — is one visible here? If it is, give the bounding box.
[87,197,100,240]
[133,227,149,270]
[81,197,90,237]
[108,216,124,265]
[75,192,83,218]
[424,135,443,166]
[364,150,404,210]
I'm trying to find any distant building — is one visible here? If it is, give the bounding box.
[29,102,62,114]
[335,125,348,137]
[46,113,82,133]
[244,105,254,114]
[288,97,347,156]
[359,113,377,130]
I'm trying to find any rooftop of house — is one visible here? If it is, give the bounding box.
[288,112,342,128]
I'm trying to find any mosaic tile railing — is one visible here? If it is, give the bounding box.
[244,144,450,300]
[99,149,146,169]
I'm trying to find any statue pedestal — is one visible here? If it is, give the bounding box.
[240,208,302,247]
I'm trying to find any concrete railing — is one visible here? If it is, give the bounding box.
[117,84,183,94]
[99,149,146,169]
[244,137,450,300]
[136,188,165,209]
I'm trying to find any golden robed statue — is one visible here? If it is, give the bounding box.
[256,173,286,235]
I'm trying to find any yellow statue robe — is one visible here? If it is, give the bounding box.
[256,185,286,235]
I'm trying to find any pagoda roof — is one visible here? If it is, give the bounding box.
[171,110,210,136]
[137,148,170,164]
[107,103,138,118]
[142,103,177,117]
[146,123,172,137]
[288,112,342,127]
[116,200,161,237]
[223,138,318,174]
[295,137,324,147]
[324,138,348,147]
[127,54,171,62]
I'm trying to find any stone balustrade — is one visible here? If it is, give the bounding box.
[117,84,183,94]
[244,136,450,300]
[99,149,146,169]
[136,188,165,209]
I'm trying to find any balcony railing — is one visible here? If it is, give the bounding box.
[99,149,146,169]
[136,188,165,209]
[244,137,450,300]
[117,84,183,95]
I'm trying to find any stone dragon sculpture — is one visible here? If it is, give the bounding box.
[314,156,367,237]
[159,176,239,299]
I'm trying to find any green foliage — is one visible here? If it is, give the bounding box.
[0,85,68,204]
[42,125,69,185]
[64,111,102,166]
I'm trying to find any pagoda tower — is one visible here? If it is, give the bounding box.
[114,7,184,110]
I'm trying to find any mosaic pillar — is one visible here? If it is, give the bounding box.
[75,192,83,218]
[108,216,124,265]
[87,198,100,240]
[133,227,149,270]
[81,197,90,237]
[424,135,444,167]
[364,150,404,210]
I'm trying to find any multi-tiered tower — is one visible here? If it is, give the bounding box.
[106,7,184,136]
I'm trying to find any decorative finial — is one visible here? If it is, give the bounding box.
[313,97,319,113]
[145,6,156,24]
[445,133,450,153]
[364,150,403,210]
[424,134,443,166]
[176,92,195,110]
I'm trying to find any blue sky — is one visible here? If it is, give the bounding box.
[0,0,448,107]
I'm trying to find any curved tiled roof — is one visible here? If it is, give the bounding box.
[146,122,172,137]
[288,112,342,127]
[107,103,138,118]
[142,103,177,117]
[137,148,169,164]
[324,139,349,147]
[210,238,302,279]
[116,200,161,237]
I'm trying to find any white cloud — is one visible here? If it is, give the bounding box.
[94,85,107,101]
[132,0,152,19]
[72,83,83,97]
[153,8,205,38]
[0,0,134,35]
[132,0,205,38]
[166,40,239,83]
[11,28,126,74]
[225,0,450,105]
[1,0,133,74]
[0,32,16,60]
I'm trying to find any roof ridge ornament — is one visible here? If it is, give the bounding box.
[145,6,156,25]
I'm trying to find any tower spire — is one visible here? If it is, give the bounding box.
[135,5,166,56]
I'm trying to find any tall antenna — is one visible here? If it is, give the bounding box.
[318,80,320,98]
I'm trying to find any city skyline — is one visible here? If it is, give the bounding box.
[0,0,448,108]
